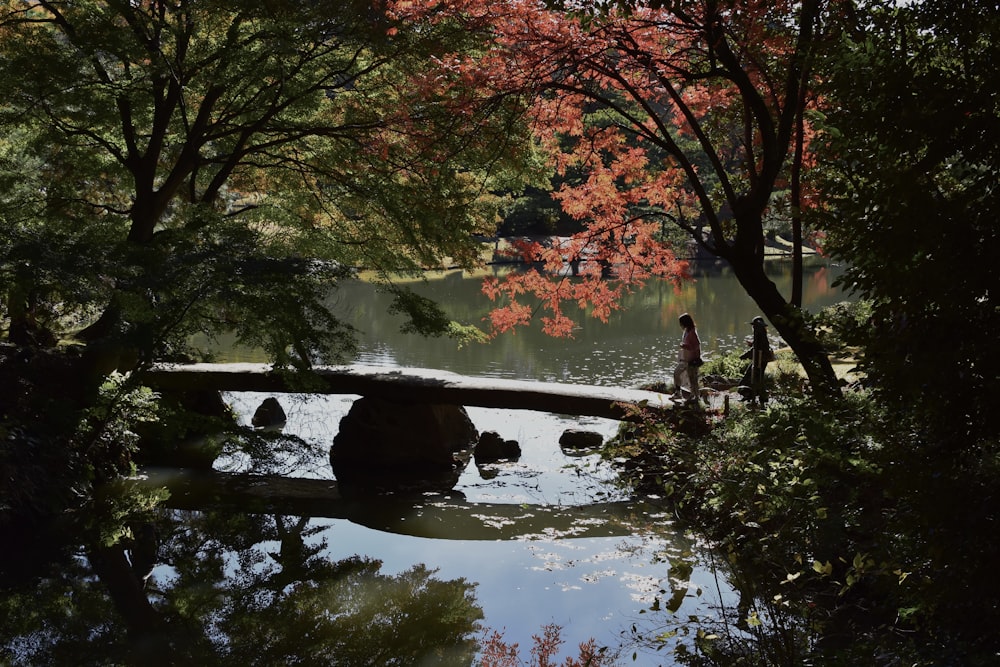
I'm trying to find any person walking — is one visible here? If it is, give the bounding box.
[672,312,702,404]
[739,316,773,405]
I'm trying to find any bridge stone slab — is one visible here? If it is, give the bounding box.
[144,363,676,421]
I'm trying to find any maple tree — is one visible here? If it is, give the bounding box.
[391,0,840,395]
[0,0,530,368]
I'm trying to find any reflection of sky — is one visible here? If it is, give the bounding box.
[311,520,724,664]
[172,267,833,660]
[219,393,737,663]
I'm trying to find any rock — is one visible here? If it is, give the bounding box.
[175,389,231,420]
[330,397,478,491]
[558,429,604,450]
[138,389,232,468]
[477,465,499,480]
[474,431,521,463]
[251,397,287,428]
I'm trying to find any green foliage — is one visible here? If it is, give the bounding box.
[0,506,485,666]
[386,286,454,337]
[446,320,491,347]
[608,380,1000,664]
[74,372,159,481]
[0,1,534,363]
[0,126,118,338]
[811,300,874,355]
[814,0,1000,447]
[0,351,161,519]
[499,186,573,236]
[699,349,748,380]
[702,394,882,553]
[0,1,540,518]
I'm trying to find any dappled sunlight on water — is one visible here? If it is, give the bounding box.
[171,266,845,663]
[211,390,733,664]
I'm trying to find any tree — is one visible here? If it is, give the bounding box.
[0,508,484,665]
[0,1,535,518]
[0,0,529,369]
[392,0,841,395]
[815,0,1000,445]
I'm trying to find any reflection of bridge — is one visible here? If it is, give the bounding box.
[136,468,669,541]
[145,363,677,420]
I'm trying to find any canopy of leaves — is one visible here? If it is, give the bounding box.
[815,0,1000,446]
[0,0,535,363]
[390,0,840,396]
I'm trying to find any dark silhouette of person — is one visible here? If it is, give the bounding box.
[738,316,772,405]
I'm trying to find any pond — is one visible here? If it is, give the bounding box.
[0,260,846,666]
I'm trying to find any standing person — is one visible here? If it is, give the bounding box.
[672,312,702,404]
[739,316,773,405]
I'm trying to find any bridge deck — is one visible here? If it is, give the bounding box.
[144,363,677,420]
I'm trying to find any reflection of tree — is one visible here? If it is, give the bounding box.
[620,550,811,667]
[0,537,125,666]
[0,508,483,666]
[223,556,481,666]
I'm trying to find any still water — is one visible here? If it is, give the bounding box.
[327,260,844,386]
[219,261,842,662]
[0,261,845,666]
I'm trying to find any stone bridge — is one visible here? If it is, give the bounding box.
[143,363,677,421]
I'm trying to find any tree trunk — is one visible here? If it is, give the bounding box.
[790,79,808,309]
[728,250,840,398]
[76,299,122,343]
[87,544,160,636]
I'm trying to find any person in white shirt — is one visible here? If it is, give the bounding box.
[672,312,702,405]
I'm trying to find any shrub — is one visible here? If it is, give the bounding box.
[605,390,937,665]
[700,349,748,381]
[478,624,619,667]
[812,300,873,354]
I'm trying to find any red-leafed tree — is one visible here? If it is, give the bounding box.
[391,0,840,396]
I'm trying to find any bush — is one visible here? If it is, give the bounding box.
[603,390,961,665]
[812,300,874,354]
[0,348,157,522]
[700,349,748,381]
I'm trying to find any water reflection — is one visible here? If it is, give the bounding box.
[0,510,483,667]
[193,396,730,664]
[141,466,667,541]
[176,264,845,664]
[0,397,730,665]
[207,261,845,389]
[0,263,845,665]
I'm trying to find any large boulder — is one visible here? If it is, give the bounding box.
[251,397,287,429]
[474,431,521,464]
[558,429,604,451]
[330,396,478,492]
